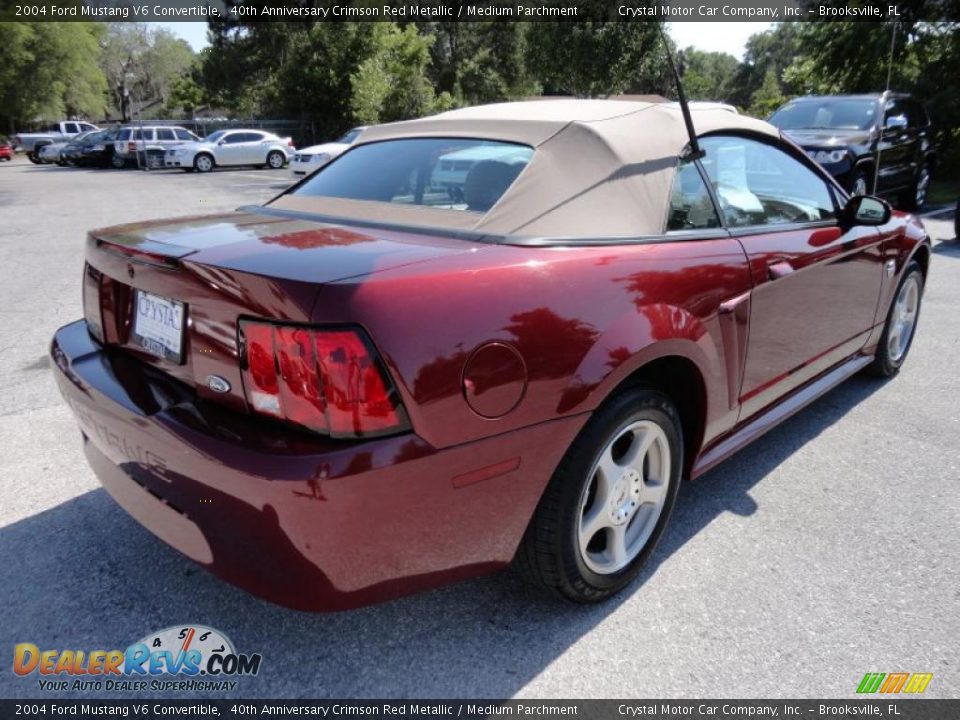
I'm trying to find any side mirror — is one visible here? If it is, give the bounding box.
[217,139,226,146]
[845,195,891,226]
[884,114,908,134]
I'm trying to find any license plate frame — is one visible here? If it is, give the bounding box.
[131,290,186,364]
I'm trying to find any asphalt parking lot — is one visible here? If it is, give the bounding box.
[0,155,957,700]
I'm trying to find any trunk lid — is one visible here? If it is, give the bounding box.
[86,209,477,413]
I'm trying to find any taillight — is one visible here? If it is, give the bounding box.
[128,141,136,153]
[239,320,409,438]
[83,263,104,343]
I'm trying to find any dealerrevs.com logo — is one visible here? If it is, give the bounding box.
[13,625,262,693]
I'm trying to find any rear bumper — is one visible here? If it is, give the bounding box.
[51,320,580,611]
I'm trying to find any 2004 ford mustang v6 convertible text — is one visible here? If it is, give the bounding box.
[52,100,930,610]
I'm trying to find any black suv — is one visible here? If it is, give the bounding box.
[769,92,935,210]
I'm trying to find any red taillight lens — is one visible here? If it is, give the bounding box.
[239,321,408,438]
[128,141,136,153]
[82,263,104,342]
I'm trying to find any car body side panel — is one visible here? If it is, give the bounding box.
[52,320,586,610]
[321,236,753,452]
[734,224,884,420]
[862,212,931,353]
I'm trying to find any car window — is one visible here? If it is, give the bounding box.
[884,99,908,128]
[64,123,79,134]
[905,100,928,128]
[699,135,836,227]
[769,99,878,131]
[156,129,176,141]
[80,123,96,132]
[666,159,721,231]
[204,130,227,143]
[234,132,263,143]
[292,138,533,213]
[175,129,194,141]
[222,133,246,144]
[132,129,155,141]
[337,129,361,144]
[118,129,131,141]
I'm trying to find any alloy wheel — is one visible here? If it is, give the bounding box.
[888,274,920,363]
[195,155,213,173]
[268,152,284,169]
[577,419,672,575]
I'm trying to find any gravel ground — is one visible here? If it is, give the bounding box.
[0,155,957,700]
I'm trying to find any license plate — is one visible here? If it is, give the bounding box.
[132,290,185,363]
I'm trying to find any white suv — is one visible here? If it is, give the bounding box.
[113,126,200,168]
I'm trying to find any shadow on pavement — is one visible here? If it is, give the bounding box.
[0,374,884,699]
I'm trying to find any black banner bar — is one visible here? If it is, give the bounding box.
[2,700,960,720]
[1,0,958,23]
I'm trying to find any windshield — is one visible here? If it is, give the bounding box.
[204,130,228,143]
[291,138,533,213]
[769,99,878,131]
[336,129,362,144]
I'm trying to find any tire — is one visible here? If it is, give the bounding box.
[27,149,45,164]
[110,154,126,169]
[899,163,932,212]
[849,169,871,197]
[193,153,214,173]
[266,150,285,170]
[866,261,924,378]
[518,387,683,603]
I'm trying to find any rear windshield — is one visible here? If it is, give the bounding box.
[769,99,878,131]
[290,138,534,213]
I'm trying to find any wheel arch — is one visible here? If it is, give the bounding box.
[606,355,707,479]
[910,242,930,280]
[556,304,717,479]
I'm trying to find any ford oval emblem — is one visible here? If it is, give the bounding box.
[206,375,231,394]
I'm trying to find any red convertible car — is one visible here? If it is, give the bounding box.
[51,100,929,610]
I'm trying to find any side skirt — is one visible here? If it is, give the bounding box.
[690,353,874,479]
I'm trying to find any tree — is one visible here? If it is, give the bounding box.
[99,23,195,121]
[727,23,801,109]
[350,24,449,125]
[417,22,539,105]
[0,22,106,133]
[526,22,669,98]
[679,49,739,102]
[747,67,787,119]
[142,29,195,107]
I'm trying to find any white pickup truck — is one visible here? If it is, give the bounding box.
[14,121,100,163]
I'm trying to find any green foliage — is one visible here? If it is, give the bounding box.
[0,22,106,132]
[419,23,540,105]
[168,70,205,119]
[100,23,196,121]
[350,24,442,125]
[679,49,739,102]
[525,22,669,97]
[747,68,787,119]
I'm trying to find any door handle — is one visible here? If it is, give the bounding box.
[768,260,795,280]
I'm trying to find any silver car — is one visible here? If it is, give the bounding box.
[164,130,294,173]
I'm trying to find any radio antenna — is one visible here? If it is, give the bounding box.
[873,19,900,194]
[657,24,703,160]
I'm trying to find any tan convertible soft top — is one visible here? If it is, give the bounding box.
[271,99,779,239]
